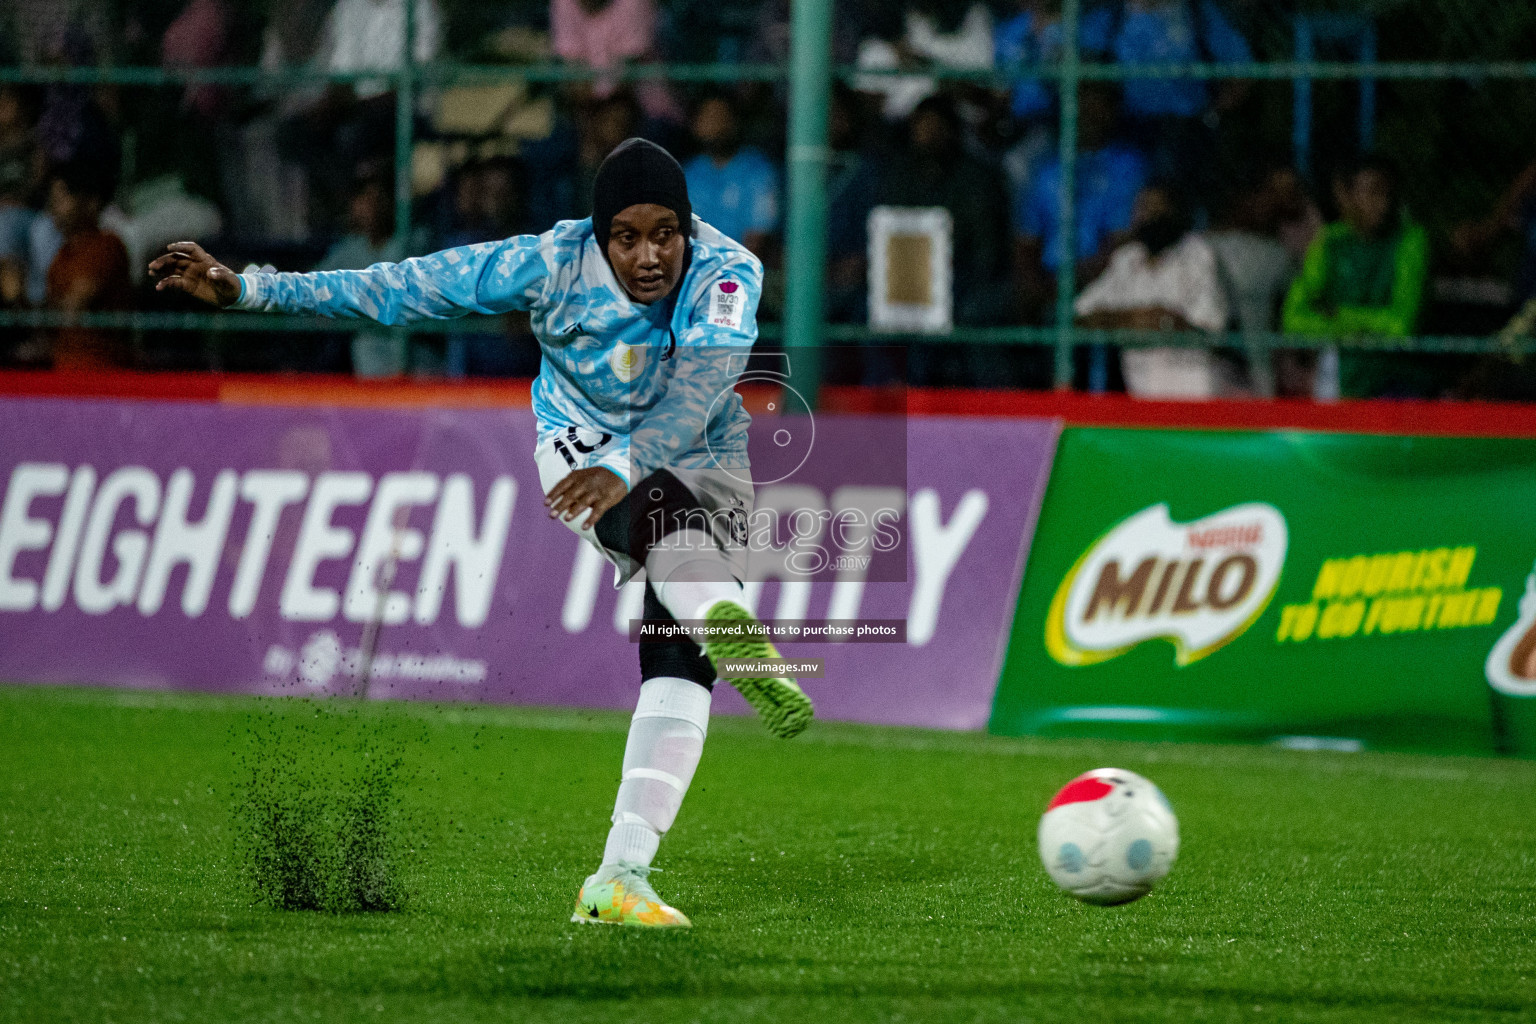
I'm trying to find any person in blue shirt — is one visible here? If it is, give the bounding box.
[994,1,1115,123]
[683,93,780,259]
[1109,0,1253,194]
[1110,0,1252,121]
[147,138,813,930]
[999,1,1252,204]
[993,1,1249,126]
[1015,83,1148,321]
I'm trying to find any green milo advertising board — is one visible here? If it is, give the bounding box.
[991,427,1536,756]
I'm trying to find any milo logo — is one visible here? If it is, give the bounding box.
[1046,502,1288,666]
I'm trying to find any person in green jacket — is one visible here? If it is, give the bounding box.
[1282,155,1431,398]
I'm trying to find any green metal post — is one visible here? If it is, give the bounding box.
[394,0,416,251]
[783,0,835,410]
[1052,0,1081,389]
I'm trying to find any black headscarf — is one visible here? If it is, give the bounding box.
[591,138,692,249]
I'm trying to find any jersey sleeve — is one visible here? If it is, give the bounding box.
[624,256,763,487]
[233,235,551,324]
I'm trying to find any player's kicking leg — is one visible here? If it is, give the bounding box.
[544,452,814,739]
[538,446,812,926]
[624,470,813,739]
[573,585,712,927]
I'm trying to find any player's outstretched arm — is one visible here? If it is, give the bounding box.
[147,242,242,308]
[147,234,552,326]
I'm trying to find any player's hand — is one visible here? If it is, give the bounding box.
[545,467,628,530]
[148,242,243,308]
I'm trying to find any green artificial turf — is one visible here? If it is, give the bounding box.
[1,684,1534,1024]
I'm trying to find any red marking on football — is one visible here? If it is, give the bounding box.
[1046,775,1114,811]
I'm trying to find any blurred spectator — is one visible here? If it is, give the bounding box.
[1270,165,1323,264]
[162,0,231,120]
[128,0,233,212]
[745,0,866,67]
[228,0,331,241]
[683,94,779,259]
[326,0,441,100]
[881,95,1010,323]
[824,85,881,325]
[4,1,113,67]
[994,1,1112,202]
[524,90,643,226]
[1075,182,1230,398]
[996,1,1053,190]
[1109,0,1253,197]
[1282,156,1431,399]
[0,88,42,296]
[26,200,64,308]
[552,0,653,74]
[1205,163,1301,395]
[742,1,870,157]
[876,94,1011,386]
[551,0,679,123]
[1014,84,1147,321]
[35,24,118,172]
[101,176,223,280]
[44,161,132,370]
[1449,155,1536,402]
[1452,156,1536,309]
[279,0,442,232]
[27,21,115,313]
[314,171,425,377]
[260,0,331,72]
[995,1,1112,123]
[434,158,542,378]
[856,2,994,121]
[437,158,529,248]
[1208,166,1296,333]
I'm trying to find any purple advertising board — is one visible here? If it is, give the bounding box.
[0,398,1057,730]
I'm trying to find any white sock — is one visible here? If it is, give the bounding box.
[647,528,746,622]
[600,676,712,870]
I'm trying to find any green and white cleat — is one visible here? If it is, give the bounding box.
[571,862,691,928]
[701,599,815,739]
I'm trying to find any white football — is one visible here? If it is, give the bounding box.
[1037,768,1179,905]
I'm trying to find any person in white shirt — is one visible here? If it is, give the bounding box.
[1204,164,1306,397]
[324,0,442,100]
[1074,182,1231,398]
[273,0,442,235]
[855,2,994,120]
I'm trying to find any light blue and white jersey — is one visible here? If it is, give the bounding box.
[234,216,761,488]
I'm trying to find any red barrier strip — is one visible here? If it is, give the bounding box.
[3,371,1536,439]
[818,386,1536,439]
[0,371,535,408]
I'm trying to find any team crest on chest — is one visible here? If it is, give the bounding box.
[611,341,647,382]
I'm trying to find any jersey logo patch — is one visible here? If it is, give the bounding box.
[610,342,646,383]
[709,279,745,330]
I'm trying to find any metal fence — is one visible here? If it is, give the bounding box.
[3,0,1536,397]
